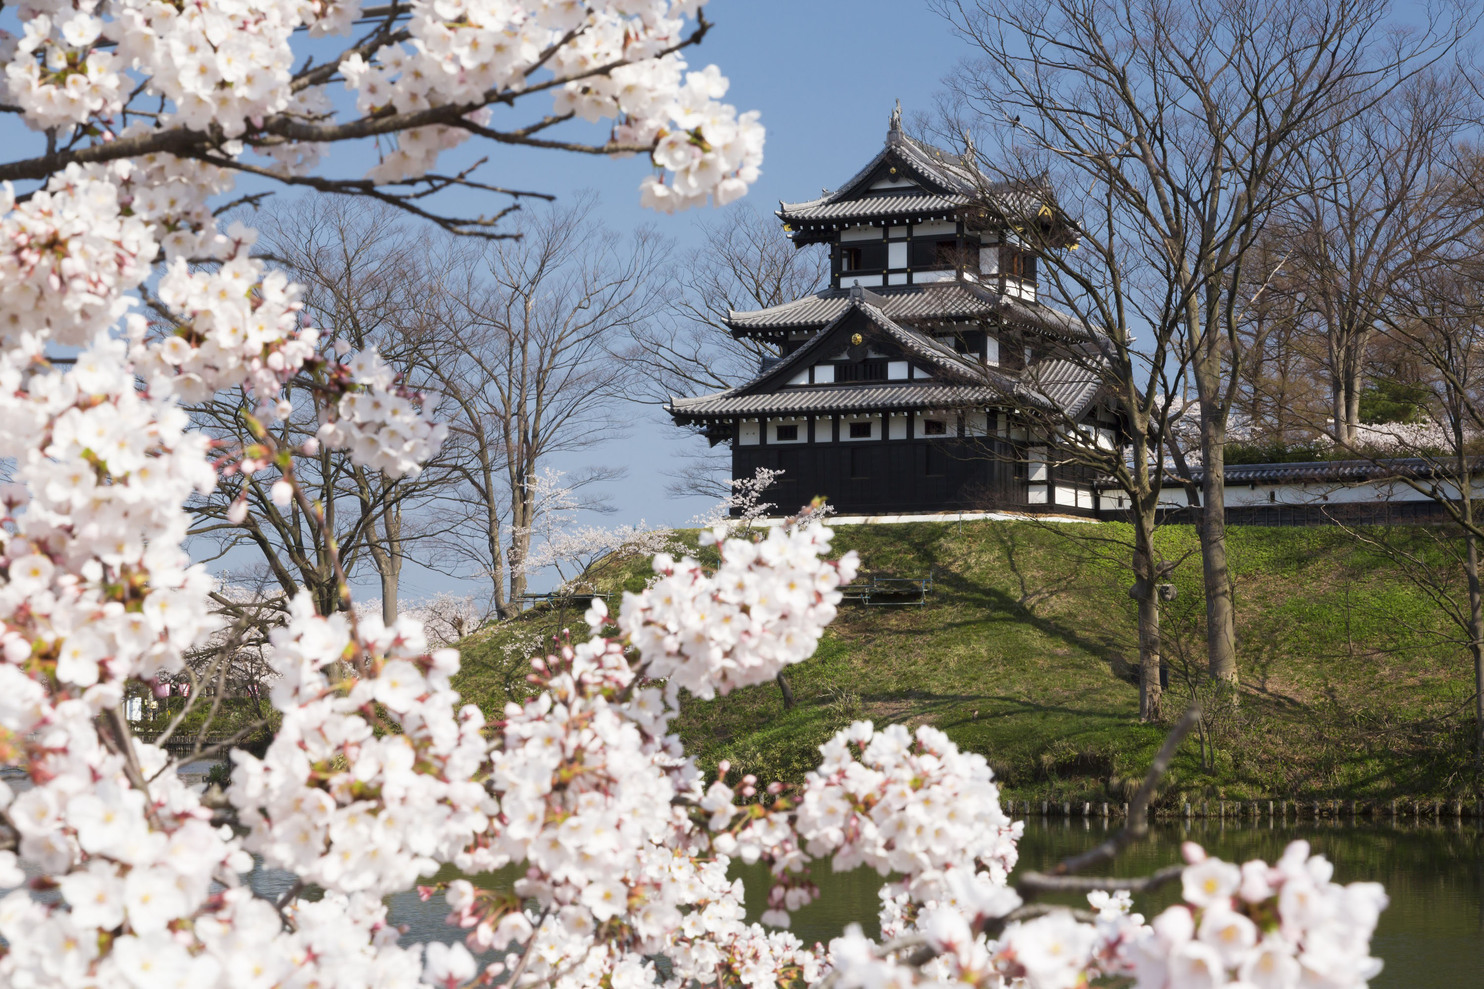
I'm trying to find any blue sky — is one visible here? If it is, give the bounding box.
[385,1,971,599]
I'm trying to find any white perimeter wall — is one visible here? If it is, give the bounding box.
[1099,477,1481,511]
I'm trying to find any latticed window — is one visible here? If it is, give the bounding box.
[835,360,887,383]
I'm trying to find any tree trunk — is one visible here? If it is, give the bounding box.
[1332,377,1353,447]
[776,672,796,710]
[379,503,403,624]
[1199,401,1239,684]
[1133,531,1163,723]
[506,466,534,618]
[1331,329,1371,449]
[1467,531,1484,767]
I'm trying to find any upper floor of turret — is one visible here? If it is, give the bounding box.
[776,105,1068,300]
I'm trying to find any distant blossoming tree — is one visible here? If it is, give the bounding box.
[0,2,1389,988]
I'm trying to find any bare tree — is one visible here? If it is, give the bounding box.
[940,0,1464,686]
[187,198,457,619]
[1228,231,1329,447]
[1337,249,1484,762]
[428,197,669,615]
[1284,70,1481,446]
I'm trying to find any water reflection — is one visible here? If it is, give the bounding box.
[728,818,1484,989]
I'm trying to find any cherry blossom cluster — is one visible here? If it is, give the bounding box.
[228,594,493,897]
[1117,840,1388,988]
[330,1,765,209]
[821,837,1389,989]
[0,337,220,695]
[5,1,762,216]
[617,523,859,700]
[0,690,434,989]
[141,242,316,407]
[5,0,362,136]
[427,623,822,989]
[5,3,126,130]
[0,162,153,350]
[701,720,1022,931]
[315,346,450,479]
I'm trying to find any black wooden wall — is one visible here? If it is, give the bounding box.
[733,438,1027,516]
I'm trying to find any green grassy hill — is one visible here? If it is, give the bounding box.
[454,520,1481,807]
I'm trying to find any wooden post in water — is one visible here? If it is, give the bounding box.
[1041,801,1048,817]
[1062,802,1070,817]
[1184,801,1192,819]
[1101,802,1109,819]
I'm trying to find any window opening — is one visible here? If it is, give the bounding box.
[849,421,872,439]
[841,243,885,272]
[775,424,799,442]
[922,418,947,436]
[836,360,887,383]
[999,244,1039,283]
[910,237,959,269]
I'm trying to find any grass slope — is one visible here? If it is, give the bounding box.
[454,520,1481,806]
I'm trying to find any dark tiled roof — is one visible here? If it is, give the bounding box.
[1025,358,1102,415]
[1179,458,1480,485]
[778,193,970,224]
[726,288,991,397]
[853,298,1004,386]
[669,383,1019,418]
[778,123,1049,233]
[726,281,1092,342]
[670,288,1086,422]
[727,284,991,331]
[996,293,1091,341]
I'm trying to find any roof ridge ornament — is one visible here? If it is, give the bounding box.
[889,98,902,133]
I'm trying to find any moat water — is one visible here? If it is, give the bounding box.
[367,817,1484,989]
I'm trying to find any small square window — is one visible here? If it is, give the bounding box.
[849,421,872,439]
[775,424,799,442]
[922,419,947,436]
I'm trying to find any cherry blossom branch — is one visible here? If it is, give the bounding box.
[1020,705,1200,888]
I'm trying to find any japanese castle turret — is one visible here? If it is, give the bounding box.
[667,108,1117,516]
